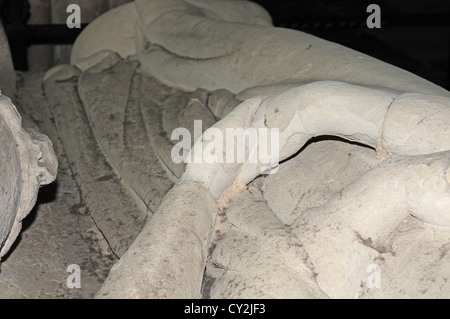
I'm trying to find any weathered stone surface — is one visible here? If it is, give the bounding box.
[2,0,449,300]
[208,149,450,298]
[51,0,135,66]
[74,50,124,73]
[181,81,450,199]
[0,72,117,298]
[360,215,450,298]
[136,72,216,180]
[77,55,173,212]
[72,1,449,299]
[43,64,148,257]
[261,139,380,225]
[0,100,21,256]
[134,0,449,96]
[70,2,138,65]
[208,186,328,299]
[0,91,57,260]
[96,181,218,298]
[382,93,450,156]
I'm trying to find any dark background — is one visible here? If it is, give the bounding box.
[2,0,450,89]
[252,0,450,89]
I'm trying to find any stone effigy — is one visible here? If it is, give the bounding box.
[0,20,57,263]
[0,23,58,261]
[0,93,58,261]
[2,0,449,298]
[62,0,450,299]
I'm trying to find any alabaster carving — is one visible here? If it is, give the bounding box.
[1,0,448,298]
[0,93,57,260]
[66,0,450,298]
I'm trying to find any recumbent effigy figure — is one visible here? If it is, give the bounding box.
[2,0,450,298]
